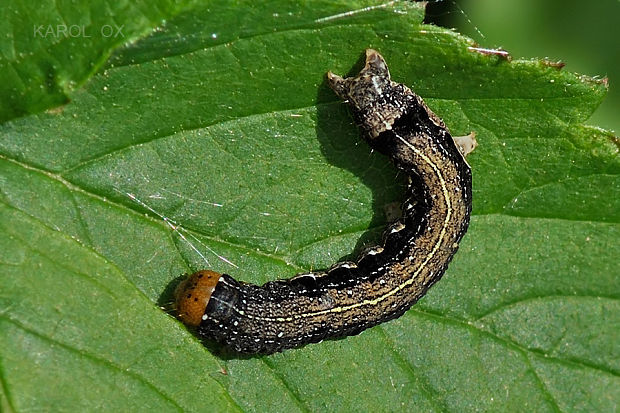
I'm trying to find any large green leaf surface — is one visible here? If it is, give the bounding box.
[0,1,618,411]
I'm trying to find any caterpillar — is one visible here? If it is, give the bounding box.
[174,49,474,354]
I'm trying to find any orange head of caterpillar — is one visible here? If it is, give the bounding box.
[174,270,222,327]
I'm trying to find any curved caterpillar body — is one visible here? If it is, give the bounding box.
[174,50,473,354]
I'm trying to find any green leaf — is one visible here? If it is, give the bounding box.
[1,0,618,411]
[0,0,199,122]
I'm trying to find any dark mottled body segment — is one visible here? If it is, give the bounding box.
[182,50,472,354]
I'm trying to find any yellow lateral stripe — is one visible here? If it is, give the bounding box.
[242,133,452,323]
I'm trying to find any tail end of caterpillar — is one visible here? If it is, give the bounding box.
[326,49,406,140]
[174,270,222,327]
